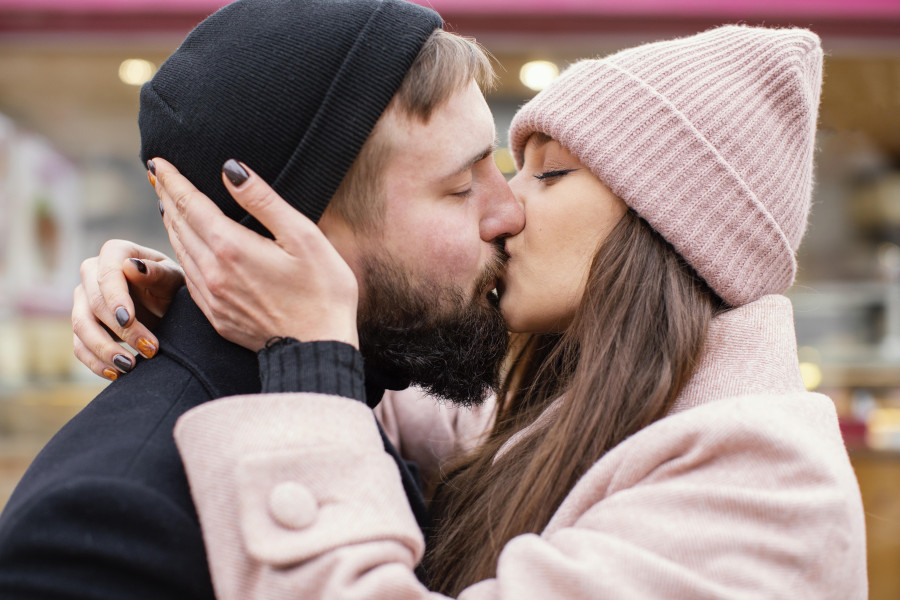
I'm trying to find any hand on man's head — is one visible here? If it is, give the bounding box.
[150,158,360,352]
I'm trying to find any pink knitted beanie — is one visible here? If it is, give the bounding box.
[509,26,823,307]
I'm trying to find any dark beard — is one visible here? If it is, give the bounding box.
[357,246,508,407]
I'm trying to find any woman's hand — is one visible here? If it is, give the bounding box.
[151,158,359,352]
[72,241,184,380]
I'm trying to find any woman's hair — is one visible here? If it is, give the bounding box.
[424,208,727,594]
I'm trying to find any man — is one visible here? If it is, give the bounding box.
[0,0,522,597]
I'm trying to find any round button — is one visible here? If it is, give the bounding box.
[268,481,318,530]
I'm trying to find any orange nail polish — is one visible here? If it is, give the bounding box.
[136,338,157,358]
[103,368,118,381]
[147,171,157,186]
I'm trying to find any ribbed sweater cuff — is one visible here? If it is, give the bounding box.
[257,338,365,402]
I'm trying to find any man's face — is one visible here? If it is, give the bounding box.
[369,79,523,312]
[325,79,525,404]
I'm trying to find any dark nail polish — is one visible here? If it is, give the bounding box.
[113,354,134,373]
[146,159,156,175]
[115,306,130,327]
[130,258,148,274]
[223,159,249,187]
[158,197,164,217]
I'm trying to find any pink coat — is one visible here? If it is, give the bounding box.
[174,295,867,599]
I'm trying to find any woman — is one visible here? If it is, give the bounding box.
[73,26,867,598]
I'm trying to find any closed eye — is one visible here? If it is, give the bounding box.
[534,168,578,181]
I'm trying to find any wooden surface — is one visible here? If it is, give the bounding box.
[851,450,900,600]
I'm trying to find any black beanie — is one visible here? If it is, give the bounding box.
[139,0,442,228]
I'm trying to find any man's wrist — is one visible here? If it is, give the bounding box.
[258,338,365,402]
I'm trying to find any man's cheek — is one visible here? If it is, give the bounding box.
[420,235,477,280]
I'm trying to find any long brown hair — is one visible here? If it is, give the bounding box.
[424,209,726,594]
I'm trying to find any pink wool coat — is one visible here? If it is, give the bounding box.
[174,295,868,599]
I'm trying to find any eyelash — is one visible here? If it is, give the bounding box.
[534,169,576,181]
[452,189,473,198]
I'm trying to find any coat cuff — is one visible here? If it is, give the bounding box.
[174,394,424,571]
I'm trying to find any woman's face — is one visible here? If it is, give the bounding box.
[501,135,627,333]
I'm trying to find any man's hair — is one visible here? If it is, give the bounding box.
[326,29,496,229]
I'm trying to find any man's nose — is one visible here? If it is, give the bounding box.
[480,165,525,241]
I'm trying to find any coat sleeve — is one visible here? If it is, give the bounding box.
[0,477,214,599]
[175,392,867,600]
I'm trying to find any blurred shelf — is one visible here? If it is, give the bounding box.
[0,381,107,510]
[821,363,900,388]
[0,381,106,435]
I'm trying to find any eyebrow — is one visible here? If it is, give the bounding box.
[443,138,498,181]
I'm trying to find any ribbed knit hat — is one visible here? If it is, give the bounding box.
[509,25,824,307]
[140,0,442,228]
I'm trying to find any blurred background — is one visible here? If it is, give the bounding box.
[0,0,898,595]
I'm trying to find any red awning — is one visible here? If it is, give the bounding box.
[1,0,897,36]
[0,0,898,17]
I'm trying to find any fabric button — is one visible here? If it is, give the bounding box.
[268,481,318,530]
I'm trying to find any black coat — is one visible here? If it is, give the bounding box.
[0,288,427,599]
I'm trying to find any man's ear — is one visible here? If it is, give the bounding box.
[317,205,363,283]
[317,203,345,237]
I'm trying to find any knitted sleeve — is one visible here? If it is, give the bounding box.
[257,338,365,402]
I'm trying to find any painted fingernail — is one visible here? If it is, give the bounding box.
[130,258,148,274]
[136,338,157,359]
[147,170,156,187]
[113,354,134,373]
[146,159,156,175]
[223,159,249,187]
[115,306,130,327]
[158,197,165,217]
[102,368,118,381]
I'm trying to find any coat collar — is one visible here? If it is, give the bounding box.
[670,294,806,414]
[497,295,806,460]
[155,287,261,400]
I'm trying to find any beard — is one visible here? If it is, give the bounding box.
[357,243,509,407]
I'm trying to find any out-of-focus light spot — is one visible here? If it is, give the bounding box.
[119,59,156,86]
[519,60,559,92]
[798,345,821,364]
[494,147,516,174]
[878,242,900,270]
[867,407,900,450]
[799,362,822,390]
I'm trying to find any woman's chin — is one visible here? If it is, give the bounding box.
[499,298,516,331]
[501,298,573,335]
[499,288,551,334]
[499,298,528,334]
